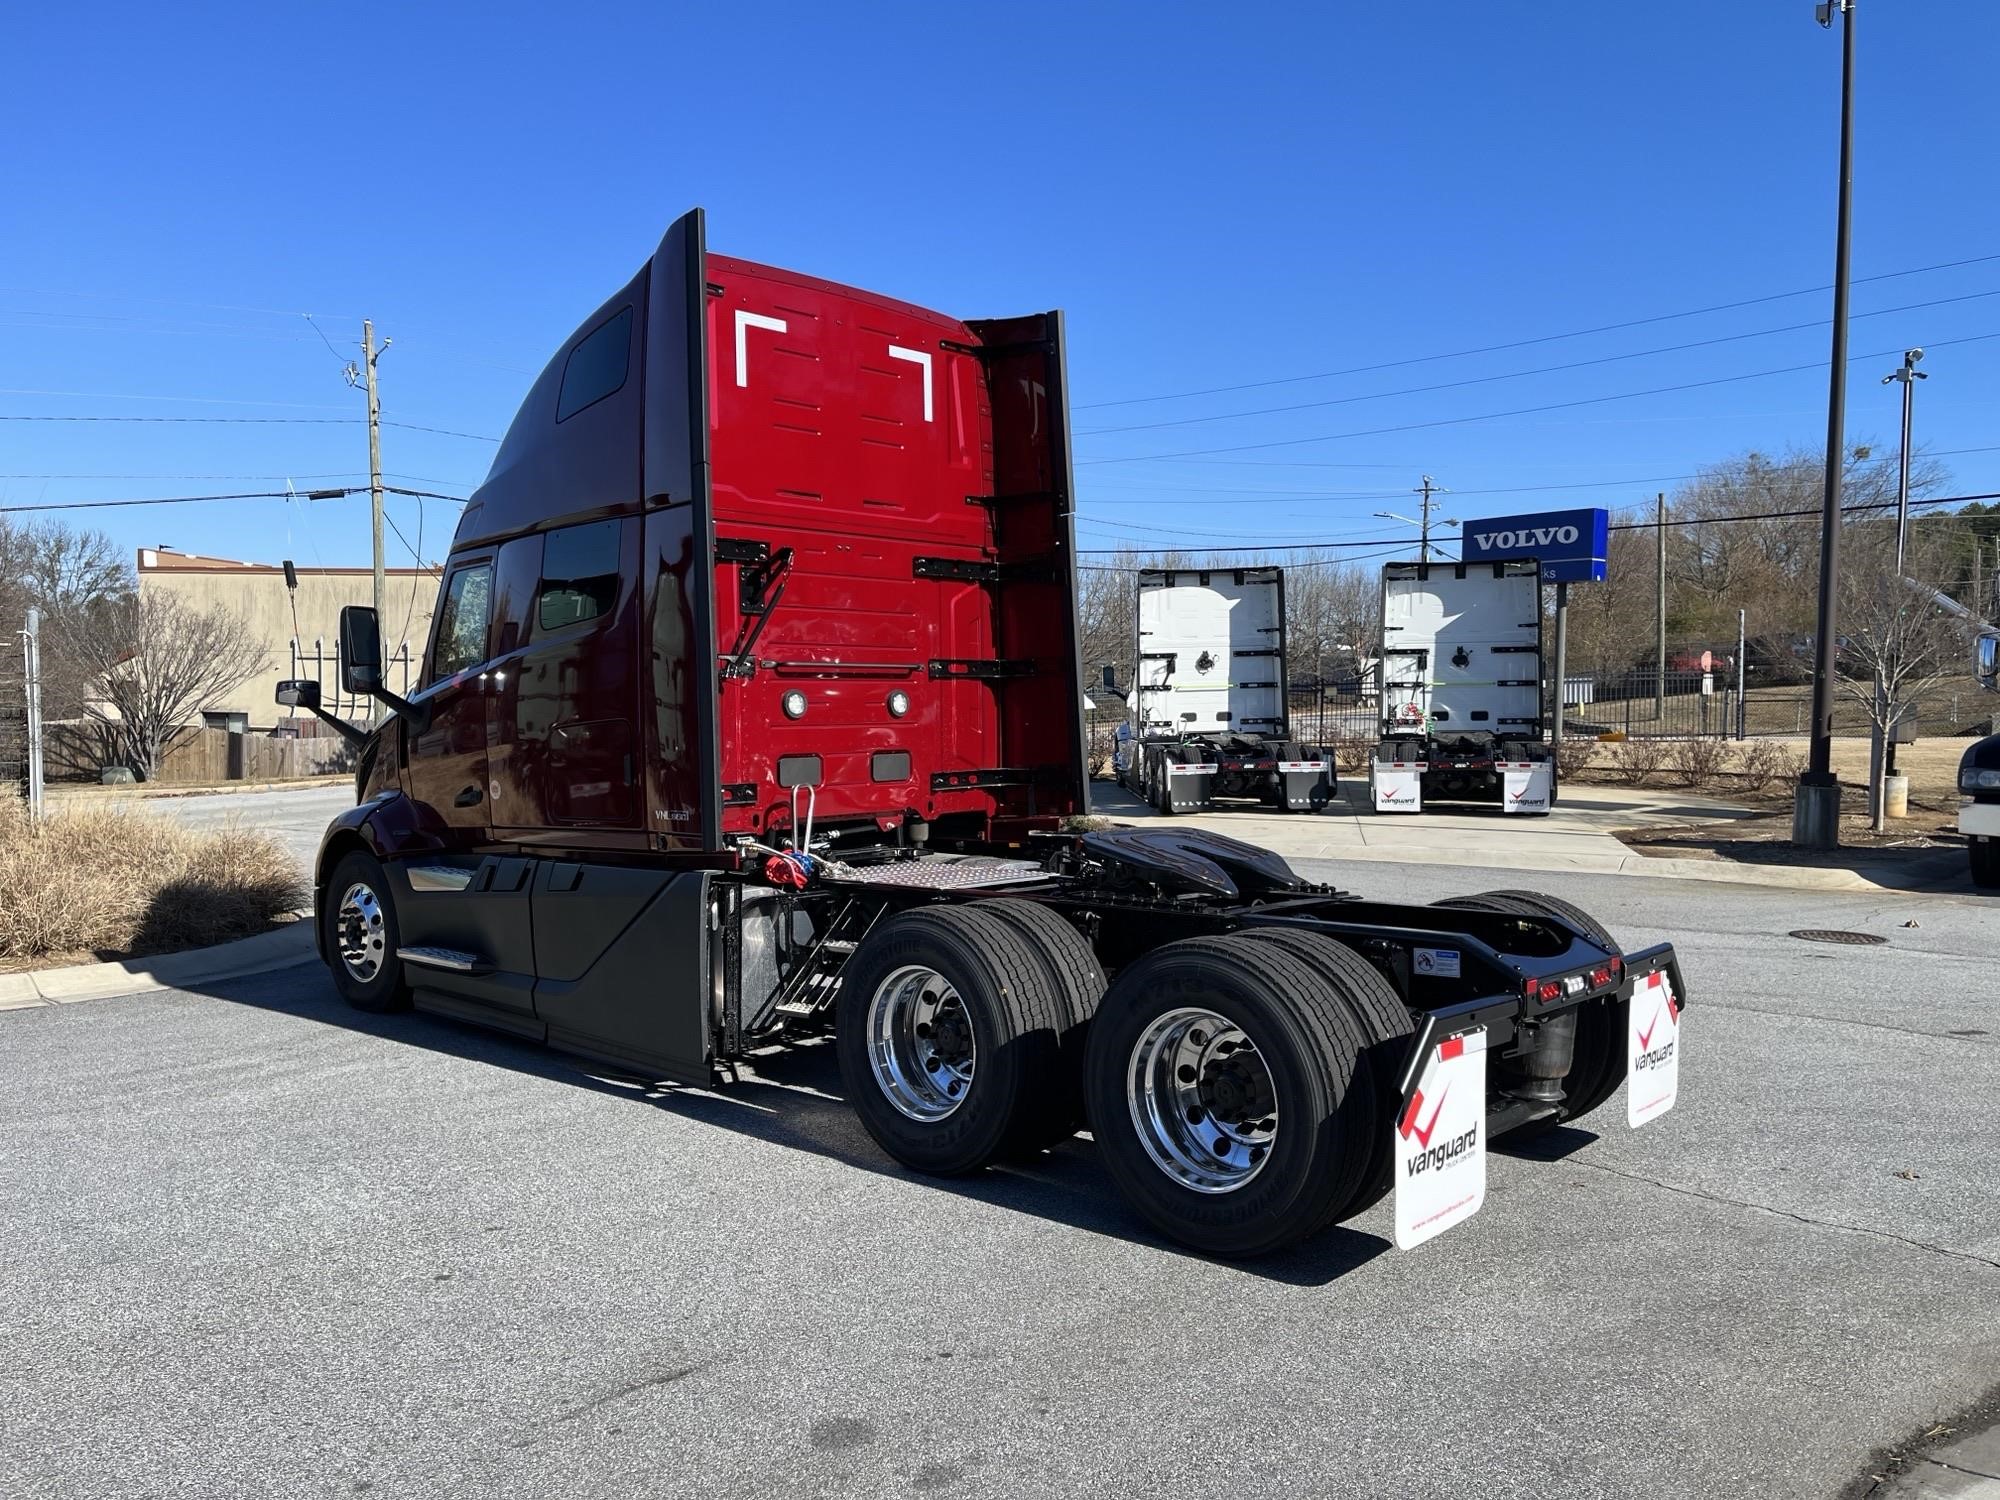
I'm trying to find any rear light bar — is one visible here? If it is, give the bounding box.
[1524,954,1625,1006]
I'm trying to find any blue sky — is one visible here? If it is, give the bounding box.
[4,1,1996,573]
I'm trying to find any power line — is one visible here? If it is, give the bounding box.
[1074,251,2000,411]
[0,386,355,411]
[0,484,466,515]
[1076,443,2000,507]
[1073,288,2000,439]
[382,419,501,442]
[1076,332,2000,467]
[0,414,358,426]
[1072,489,2000,558]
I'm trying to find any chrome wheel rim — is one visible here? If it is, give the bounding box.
[335,880,388,984]
[866,964,976,1122]
[1128,1006,1278,1194]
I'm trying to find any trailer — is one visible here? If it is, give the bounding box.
[1111,566,1332,815]
[1372,558,1556,815]
[278,209,1683,1257]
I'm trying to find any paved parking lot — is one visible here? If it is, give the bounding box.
[3,859,1996,1499]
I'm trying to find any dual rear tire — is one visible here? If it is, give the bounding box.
[839,910,1410,1257]
[835,901,1101,1174]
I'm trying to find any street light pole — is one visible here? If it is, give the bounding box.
[1883,348,1926,575]
[1795,0,1857,850]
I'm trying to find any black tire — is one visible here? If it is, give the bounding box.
[1433,888,1617,952]
[1972,839,2000,891]
[321,850,410,1013]
[1235,927,1413,1222]
[975,899,1106,1151]
[1084,932,1375,1257]
[836,905,1070,1176]
[1432,889,1626,1126]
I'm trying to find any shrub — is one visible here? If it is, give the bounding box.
[0,797,303,961]
[1666,736,1731,789]
[1554,735,1598,780]
[1329,730,1374,775]
[1735,739,1804,795]
[1611,736,1666,786]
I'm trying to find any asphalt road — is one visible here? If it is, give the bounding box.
[3,860,1996,1499]
[134,784,353,878]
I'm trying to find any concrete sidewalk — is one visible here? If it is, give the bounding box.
[1086,779,1968,894]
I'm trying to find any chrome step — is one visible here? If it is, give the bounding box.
[399,946,486,973]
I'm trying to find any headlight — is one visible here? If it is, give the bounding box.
[1962,767,2000,792]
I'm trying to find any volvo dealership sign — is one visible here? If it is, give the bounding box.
[1461,507,1609,584]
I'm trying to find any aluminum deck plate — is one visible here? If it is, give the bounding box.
[823,859,1052,890]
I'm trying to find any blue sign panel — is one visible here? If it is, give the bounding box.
[1460,507,1609,584]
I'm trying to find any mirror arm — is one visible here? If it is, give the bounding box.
[367,684,432,734]
[302,704,370,749]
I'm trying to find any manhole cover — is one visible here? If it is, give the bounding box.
[1789,929,1888,946]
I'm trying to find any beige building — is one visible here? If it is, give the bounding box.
[136,549,441,727]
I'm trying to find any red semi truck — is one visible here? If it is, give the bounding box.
[280,210,1685,1256]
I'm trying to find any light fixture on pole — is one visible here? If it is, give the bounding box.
[1794,0,1857,851]
[1881,347,1926,575]
[1373,505,1459,563]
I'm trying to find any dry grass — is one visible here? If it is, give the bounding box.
[0,796,304,963]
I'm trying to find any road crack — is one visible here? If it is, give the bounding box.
[1571,1160,2000,1272]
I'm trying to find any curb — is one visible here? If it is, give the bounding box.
[1870,1418,2000,1497]
[0,921,317,1011]
[1305,841,1964,893]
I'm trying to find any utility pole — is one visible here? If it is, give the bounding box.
[361,320,391,622]
[1654,492,1667,721]
[1415,475,1441,563]
[1372,478,1456,565]
[1882,348,1926,574]
[1797,0,1857,850]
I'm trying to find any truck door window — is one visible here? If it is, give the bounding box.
[536,519,622,632]
[429,563,494,684]
[555,306,633,423]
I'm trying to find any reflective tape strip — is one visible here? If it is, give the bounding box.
[1166,765,1214,777]
[1278,761,1328,772]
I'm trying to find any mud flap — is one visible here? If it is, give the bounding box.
[1627,968,1682,1127]
[1499,760,1554,814]
[1164,761,1213,812]
[1372,761,1423,813]
[1393,1026,1487,1249]
[1278,758,1332,811]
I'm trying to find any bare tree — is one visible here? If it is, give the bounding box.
[52,593,268,781]
[0,519,133,718]
[1837,523,1969,829]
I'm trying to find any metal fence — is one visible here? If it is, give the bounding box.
[1280,669,1991,746]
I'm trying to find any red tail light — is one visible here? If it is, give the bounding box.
[1536,979,1563,1003]
[1589,965,1615,988]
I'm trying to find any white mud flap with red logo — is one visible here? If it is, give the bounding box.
[1393,1027,1487,1250]
[1627,969,1682,1127]
[1371,761,1424,813]
[1499,760,1554,814]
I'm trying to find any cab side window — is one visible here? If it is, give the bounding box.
[536,519,622,633]
[429,562,494,685]
[556,307,632,423]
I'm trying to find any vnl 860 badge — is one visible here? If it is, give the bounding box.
[1393,1027,1488,1250]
